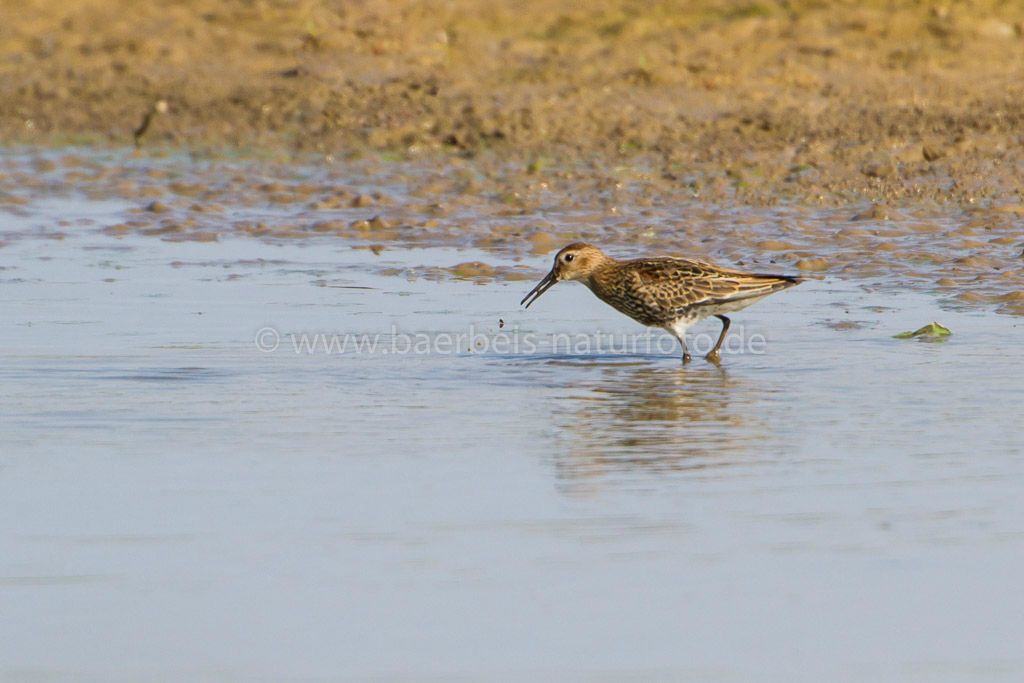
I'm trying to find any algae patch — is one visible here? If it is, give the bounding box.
[894,322,952,341]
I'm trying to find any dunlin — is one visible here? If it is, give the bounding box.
[520,243,801,363]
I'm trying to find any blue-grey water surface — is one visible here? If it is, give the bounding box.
[1,163,1023,681]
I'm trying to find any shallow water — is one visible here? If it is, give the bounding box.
[2,155,1023,681]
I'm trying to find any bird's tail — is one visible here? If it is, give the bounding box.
[717,272,802,303]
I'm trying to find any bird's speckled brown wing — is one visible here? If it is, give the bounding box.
[591,257,799,326]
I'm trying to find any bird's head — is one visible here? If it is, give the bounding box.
[520,243,607,308]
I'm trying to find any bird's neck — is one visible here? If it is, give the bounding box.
[583,257,617,292]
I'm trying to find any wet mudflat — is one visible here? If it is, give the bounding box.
[3,149,1024,314]
[2,151,1023,680]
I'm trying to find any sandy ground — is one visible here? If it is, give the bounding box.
[3,0,1024,204]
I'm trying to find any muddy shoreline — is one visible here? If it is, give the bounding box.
[3,2,1024,315]
[3,1,1024,205]
[3,148,1023,317]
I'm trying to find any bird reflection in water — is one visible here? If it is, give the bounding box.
[552,362,778,488]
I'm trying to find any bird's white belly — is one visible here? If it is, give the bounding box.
[700,293,771,316]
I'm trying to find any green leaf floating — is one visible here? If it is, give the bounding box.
[894,322,952,340]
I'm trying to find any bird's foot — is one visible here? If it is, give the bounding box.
[682,352,692,365]
[705,350,722,364]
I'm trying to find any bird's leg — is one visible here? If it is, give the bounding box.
[665,325,692,364]
[705,315,731,363]
[677,334,692,364]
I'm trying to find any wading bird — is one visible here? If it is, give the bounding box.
[520,243,801,363]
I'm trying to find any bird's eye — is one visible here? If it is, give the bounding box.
[564,253,575,262]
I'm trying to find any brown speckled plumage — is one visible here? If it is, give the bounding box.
[521,243,801,363]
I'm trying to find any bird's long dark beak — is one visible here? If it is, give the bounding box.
[520,269,557,308]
